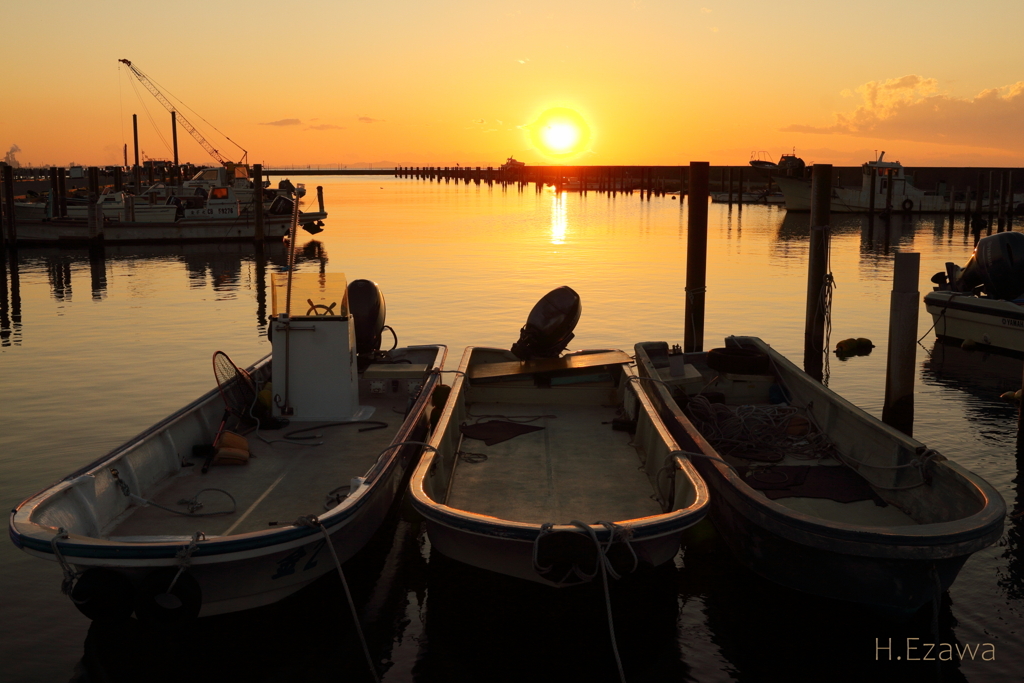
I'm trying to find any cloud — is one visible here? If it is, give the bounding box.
[358,116,384,124]
[260,118,301,126]
[472,119,485,124]
[782,75,1024,152]
[701,7,712,13]
[307,124,345,131]
[516,58,530,65]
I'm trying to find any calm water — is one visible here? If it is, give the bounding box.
[2,176,1022,682]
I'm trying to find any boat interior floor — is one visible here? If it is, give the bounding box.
[717,425,918,527]
[447,402,663,525]
[106,394,409,540]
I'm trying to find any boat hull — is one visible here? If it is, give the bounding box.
[7,212,329,245]
[634,338,1005,613]
[774,175,948,213]
[925,290,1024,352]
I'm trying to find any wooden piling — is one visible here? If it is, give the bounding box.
[737,168,744,210]
[2,164,17,246]
[947,183,955,226]
[803,164,832,381]
[882,252,920,436]
[884,168,894,216]
[171,111,179,168]
[132,114,141,192]
[974,173,984,220]
[316,185,324,213]
[252,163,265,243]
[1000,172,1008,231]
[869,167,877,216]
[1009,171,1015,226]
[988,170,995,223]
[57,168,67,218]
[727,167,734,205]
[684,162,710,353]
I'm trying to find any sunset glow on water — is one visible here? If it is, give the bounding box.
[2,178,1023,680]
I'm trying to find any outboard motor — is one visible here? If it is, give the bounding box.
[954,232,1024,300]
[349,279,389,370]
[511,286,582,360]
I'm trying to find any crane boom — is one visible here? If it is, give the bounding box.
[119,59,245,167]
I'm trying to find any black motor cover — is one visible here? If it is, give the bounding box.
[349,279,387,355]
[511,286,582,360]
[955,232,1024,300]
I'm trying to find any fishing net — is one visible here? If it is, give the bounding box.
[212,351,258,423]
[685,394,835,462]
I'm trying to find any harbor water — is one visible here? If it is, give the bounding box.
[1,176,1022,682]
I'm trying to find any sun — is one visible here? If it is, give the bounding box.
[526,107,591,159]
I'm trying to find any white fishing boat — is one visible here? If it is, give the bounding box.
[925,232,1024,352]
[9,266,447,624]
[634,338,1005,614]
[11,184,326,244]
[409,288,709,587]
[775,152,946,213]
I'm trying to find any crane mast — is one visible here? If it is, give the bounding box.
[118,59,246,167]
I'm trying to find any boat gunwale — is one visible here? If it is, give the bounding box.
[10,345,447,562]
[408,345,710,543]
[633,338,1006,556]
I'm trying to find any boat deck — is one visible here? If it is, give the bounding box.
[719,429,918,527]
[106,393,409,539]
[447,402,663,525]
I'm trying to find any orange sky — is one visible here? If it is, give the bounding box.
[3,1,1023,168]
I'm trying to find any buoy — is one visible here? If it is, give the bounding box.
[999,390,1022,402]
[962,339,977,350]
[834,338,874,358]
[70,568,135,622]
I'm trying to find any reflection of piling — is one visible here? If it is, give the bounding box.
[882,252,920,436]
[803,164,831,381]
[684,162,709,353]
[89,244,106,301]
[255,246,267,329]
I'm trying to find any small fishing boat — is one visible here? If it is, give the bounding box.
[633,337,1004,614]
[10,268,446,623]
[925,232,1024,353]
[409,288,709,587]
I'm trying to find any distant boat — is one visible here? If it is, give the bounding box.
[499,156,526,172]
[634,337,1004,614]
[775,151,947,213]
[749,151,805,177]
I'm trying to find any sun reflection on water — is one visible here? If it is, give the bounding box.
[550,190,568,244]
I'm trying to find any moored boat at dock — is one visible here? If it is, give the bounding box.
[9,272,447,623]
[409,288,709,587]
[925,232,1024,352]
[633,337,1004,614]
